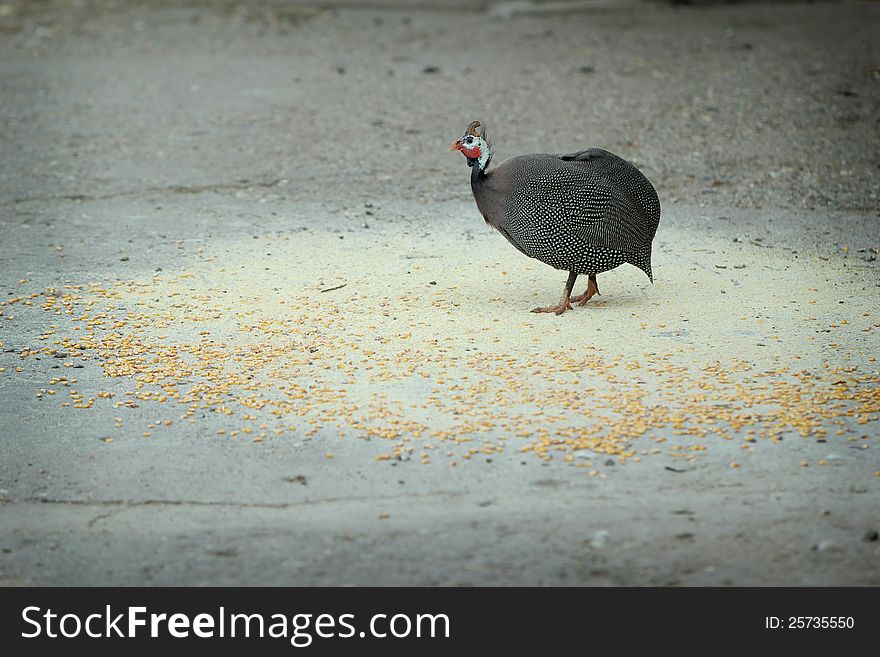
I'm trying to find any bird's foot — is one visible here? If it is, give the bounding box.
[531,296,573,316]
[571,277,600,306]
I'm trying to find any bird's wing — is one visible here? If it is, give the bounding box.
[559,169,651,252]
[504,153,657,253]
[560,149,661,237]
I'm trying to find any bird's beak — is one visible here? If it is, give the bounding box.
[449,140,463,152]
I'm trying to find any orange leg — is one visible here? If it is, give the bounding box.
[571,274,600,306]
[532,271,578,316]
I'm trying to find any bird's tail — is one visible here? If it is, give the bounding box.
[626,244,654,283]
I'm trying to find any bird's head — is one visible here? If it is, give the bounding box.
[450,120,491,171]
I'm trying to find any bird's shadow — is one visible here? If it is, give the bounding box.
[458,278,660,314]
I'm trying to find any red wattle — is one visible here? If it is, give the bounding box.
[461,146,481,159]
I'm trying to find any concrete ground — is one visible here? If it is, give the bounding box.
[1,0,878,586]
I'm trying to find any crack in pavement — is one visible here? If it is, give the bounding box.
[86,510,120,528]
[10,489,469,511]
[4,178,284,206]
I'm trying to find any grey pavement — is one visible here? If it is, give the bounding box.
[1,0,879,585]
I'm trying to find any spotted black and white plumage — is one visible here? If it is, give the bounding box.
[474,148,659,279]
[452,121,660,313]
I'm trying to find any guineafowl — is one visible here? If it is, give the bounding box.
[451,120,660,315]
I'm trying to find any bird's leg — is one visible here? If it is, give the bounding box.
[571,274,600,306]
[531,271,578,316]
